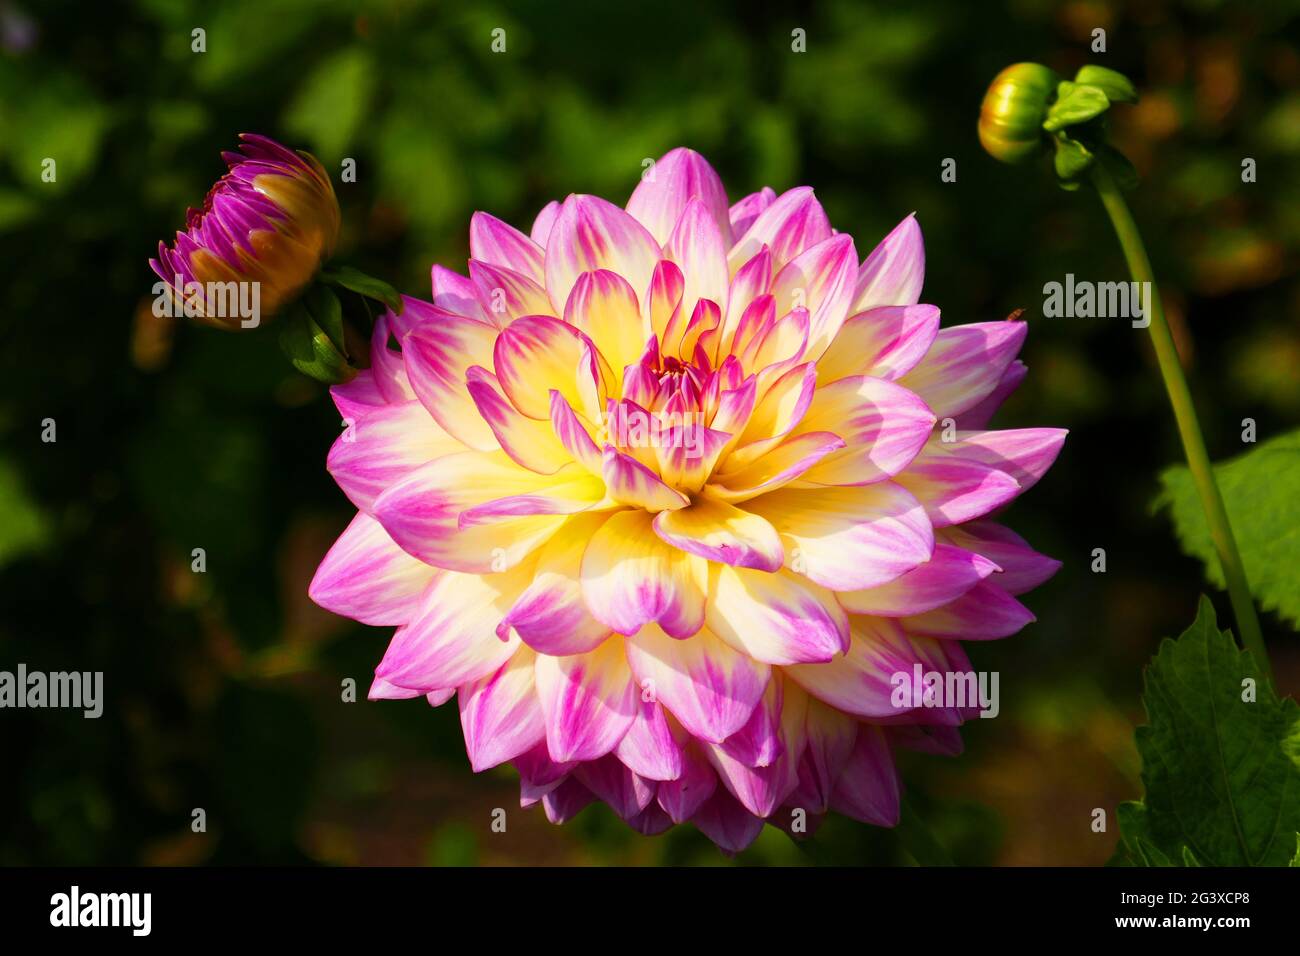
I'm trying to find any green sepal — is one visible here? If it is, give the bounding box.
[1052,133,1094,188]
[1074,65,1138,105]
[277,301,356,384]
[302,284,347,357]
[320,265,404,314]
[1043,83,1110,132]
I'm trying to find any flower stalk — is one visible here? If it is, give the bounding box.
[978,63,1270,678]
[1089,163,1268,678]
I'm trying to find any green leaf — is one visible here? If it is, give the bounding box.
[1155,428,1300,629]
[1074,65,1139,105]
[0,457,51,569]
[320,265,404,314]
[283,48,376,162]
[1053,134,1094,182]
[302,284,347,357]
[1112,597,1300,866]
[277,302,355,384]
[1043,84,1110,132]
[1291,834,1300,866]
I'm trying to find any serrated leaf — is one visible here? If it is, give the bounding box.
[1155,428,1300,629]
[1114,597,1300,866]
[1074,65,1139,105]
[1043,85,1110,132]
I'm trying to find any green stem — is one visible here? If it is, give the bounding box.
[1089,164,1270,679]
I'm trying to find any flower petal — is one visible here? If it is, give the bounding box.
[816,304,940,385]
[573,755,656,820]
[691,787,765,853]
[309,512,436,626]
[534,636,637,763]
[793,375,936,486]
[372,451,569,572]
[494,314,608,420]
[902,580,1035,640]
[850,214,926,313]
[465,366,572,474]
[544,194,661,314]
[939,520,1061,595]
[899,321,1027,418]
[614,695,685,781]
[772,234,858,360]
[326,399,463,512]
[564,269,647,390]
[941,428,1068,493]
[657,743,718,823]
[530,200,561,246]
[601,446,690,512]
[746,483,934,591]
[652,496,784,571]
[893,445,1022,527]
[402,313,501,450]
[627,147,733,246]
[469,259,554,328]
[784,616,925,718]
[708,431,846,503]
[626,623,771,744]
[580,510,707,637]
[707,565,849,665]
[953,359,1027,429]
[729,186,832,273]
[706,676,808,817]
[374,563,534,691]
[458,646,545,771]
[837,543,999,616]
[499,511,614,656]
[728,186,776,239]
[788,697,858,814]
[470,211,546,282]
[829,724,900,826]
[665,197,731,324]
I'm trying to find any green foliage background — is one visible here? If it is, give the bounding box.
[1,0,1298,865]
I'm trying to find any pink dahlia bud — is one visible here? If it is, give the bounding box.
[310,148,1066,851]
[150,134,340,330]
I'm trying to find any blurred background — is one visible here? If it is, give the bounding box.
[1,0,1297,865]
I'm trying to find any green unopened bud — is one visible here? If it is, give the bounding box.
[978,62,1060,164]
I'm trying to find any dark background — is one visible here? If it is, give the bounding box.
[0,0,1297,865]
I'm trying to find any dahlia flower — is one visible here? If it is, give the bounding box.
[149,134,340,329]
[310,148,1064,851]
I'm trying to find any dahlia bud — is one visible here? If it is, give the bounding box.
[977,63,1060,164]
[149,134,340,331]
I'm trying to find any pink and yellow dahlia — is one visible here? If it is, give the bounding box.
[310,148,1065,851]
[150,134,340,328]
